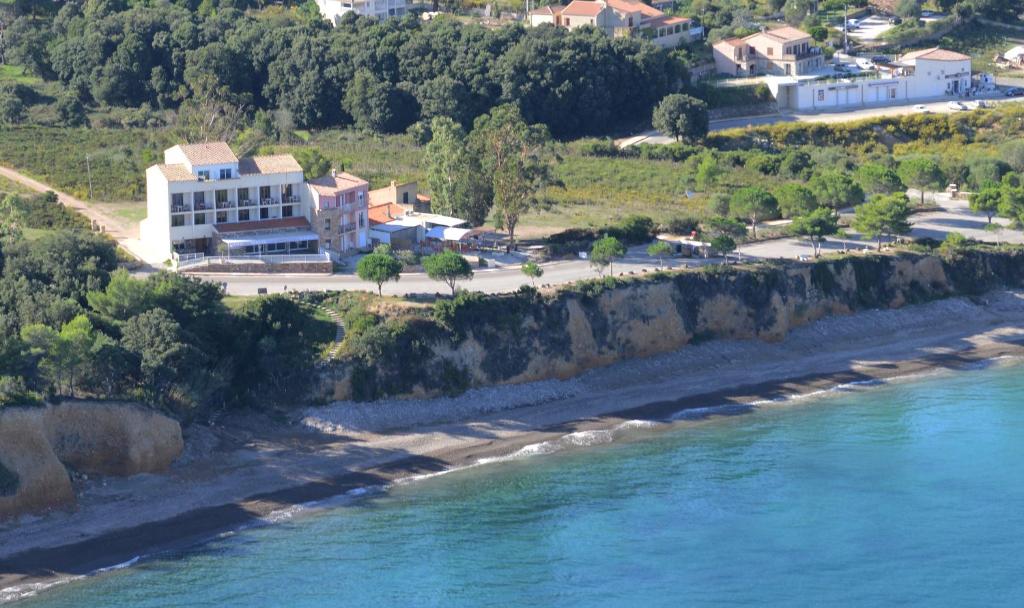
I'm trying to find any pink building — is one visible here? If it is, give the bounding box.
[307,172,370,255]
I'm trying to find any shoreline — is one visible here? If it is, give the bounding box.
[3,293,1024,599]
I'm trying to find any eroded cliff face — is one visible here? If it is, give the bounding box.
[324,250,1024,402]
[0,402,183,519]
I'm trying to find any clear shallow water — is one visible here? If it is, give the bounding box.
[16,364,1024,607]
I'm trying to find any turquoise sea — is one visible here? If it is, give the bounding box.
[12,362,1024,607]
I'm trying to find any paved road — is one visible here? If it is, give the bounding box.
[619,92,1024,146]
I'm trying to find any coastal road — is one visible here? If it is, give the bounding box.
[618,93,1024,147]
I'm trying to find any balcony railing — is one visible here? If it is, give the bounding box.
[193,202,210,211]
[339,223,358,233]
[216,200,235,209]
[238,199,253,207]
[260,198,278,207]
[284,195,301,204]
[171,204,192,213]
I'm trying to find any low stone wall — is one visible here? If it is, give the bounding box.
[184,261,333,274]
[0,402,183,519]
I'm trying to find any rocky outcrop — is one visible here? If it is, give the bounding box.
[324,249,1024,402]
[0,402,183,519]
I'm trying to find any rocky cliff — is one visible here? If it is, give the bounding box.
[0,402,183,519]
[323,249,1024,401]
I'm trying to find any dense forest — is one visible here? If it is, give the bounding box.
[2,0,687,138]
[0,191,333,415]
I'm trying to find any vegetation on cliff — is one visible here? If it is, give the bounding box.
[324,245,1024,402]
[0,226,334,417]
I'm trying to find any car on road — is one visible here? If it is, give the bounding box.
[1005,88,1024,97]
[913,104,931,113]
[947,101,968,111]
[888,16,902,24]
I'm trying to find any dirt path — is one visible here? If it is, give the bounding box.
[0,165,155,263]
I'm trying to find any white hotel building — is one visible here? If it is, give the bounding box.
[140,143,369,263]
[315,0,407,23]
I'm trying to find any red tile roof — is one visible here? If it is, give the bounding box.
[308,172,369,196]
[607,0,662,18]
[900,47,971,62]
[561,0,605,17]
[368,203,406,225]
[759,25,811,42]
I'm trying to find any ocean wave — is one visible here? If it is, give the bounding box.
[0,575,85,604]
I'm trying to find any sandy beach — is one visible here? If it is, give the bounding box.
[3,291,1024,599]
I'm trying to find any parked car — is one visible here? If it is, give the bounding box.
[871,55,890,64]
[977,99,993,108]
[913,104,931,113]
[947,101,968,111]
[1005,88,1024,97]
[888,16,902,24]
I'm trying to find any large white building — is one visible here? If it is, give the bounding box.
[140,143,369,264]
[771,48,972,111]
[315,0,407,23]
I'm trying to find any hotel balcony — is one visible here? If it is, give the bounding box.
[193,201,211,211]
[339,223,358,233]
[260,198,279,207]
[238,199,254,207]
[284,195,301,204]
[216,200,236,209]
[171,204,192,213]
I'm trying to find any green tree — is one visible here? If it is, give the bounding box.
[810,170,865,212]
[293,148,332,180]
[471,104,558,248]
[425,116,493,226]
[852,194,913,250]
[790,208,839,258]
[998,186,1024,225]
[774,183,819,219]
[729,186,778,238]
[710,235,737,259]
[590,236,626,276]
[780,149,812,178]
[86,268,156,321]
[55,92,88,127]
[651,94,709,143]
[694,153,721,192]
[855,163,904,197]
[343,70,417,134]
[0,87,26,125]
[939,232,970,257]
[704,216,748,239]
[647,240,673,266]
[969,186,1001,223]
[521,261,544,286]
[422,251,474,296]
[356,251,403,296]
[898,157,945,206]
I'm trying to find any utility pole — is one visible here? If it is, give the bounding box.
[85,154,94,200]
[843,4,848,53]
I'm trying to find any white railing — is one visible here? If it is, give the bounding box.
[175,251,330,270]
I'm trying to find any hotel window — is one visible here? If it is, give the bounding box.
[325,239,333,250]
[889,88,897,99]
[260,208,269,219]
[324,218,331,231]
[282,205,293,217]
[171,193,185,211]
[193,191,206,206]
[215,189,228,204]
[216,211,228,224]
[195,213,207,225]
[239,209,250,221]
[817,90,825,101]
[219,168,232,180]
[402,191,409,204]
[197,170,210,180]
[285,184,293,198]
[259,186,271,201]
[171,215,185,227]
[358,212,365,229]
[238,188,250,204]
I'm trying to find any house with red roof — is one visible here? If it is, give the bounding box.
[528,0,702,48]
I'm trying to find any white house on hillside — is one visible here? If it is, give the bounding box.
[315,0,407,22]
[770,47,972,111]
[140,143,369,263]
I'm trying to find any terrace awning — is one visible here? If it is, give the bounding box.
[425,226,473,242]
[219,230,320,247]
